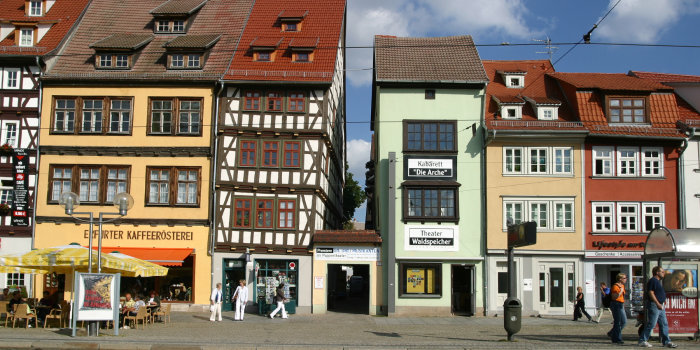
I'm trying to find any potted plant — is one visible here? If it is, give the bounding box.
[0,203,11,216]
[0,143,13,156]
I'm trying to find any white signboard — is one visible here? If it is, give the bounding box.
[315,246,380,261]
[314,276,324,289]
[76,273,119,321]
[585,251,642,259]
[404,225,459,251]
[522,278,533,291]
[405,156,456,180]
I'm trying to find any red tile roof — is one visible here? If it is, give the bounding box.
[149,0,206,16]
[224,0,346,83]
[629,71,700,84]
[0,0,90,56]
[483,60,583,131]
[45,0,253,81]
[548,72,671,92]
[374,35,488,83]
[278,10,308,19]
[289,37,319,48]
[313,230,382,244]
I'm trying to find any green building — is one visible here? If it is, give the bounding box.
[368,35,489,316]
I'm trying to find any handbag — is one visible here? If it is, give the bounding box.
[209,304,215,312]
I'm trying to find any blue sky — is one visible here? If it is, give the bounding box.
[344,0,700,222]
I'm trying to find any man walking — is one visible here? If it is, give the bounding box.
[639,266,677,348]
[210,282,223,322]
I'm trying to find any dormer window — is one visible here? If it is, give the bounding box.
[283,22,299,32]
[278,10,308,32]
[509,77,522,87]
[155,19,186,34]
[502,106,522,119]
[97,54,131,69]
[538,107,557,120]
[256,51,271,62]
[524,97,561,121]
[289,37,317,63]
[168,53,201,69]
[250,37,282,62]
[294,52,309,62]
[89,33,154,70]
[29,0,42,16]
[608,97,647,124]
[498,70,527,88]
[19,28,33,46]
[150,0,205,34]
[163,34,219,70]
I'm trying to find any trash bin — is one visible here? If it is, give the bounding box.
[503,297,522,340]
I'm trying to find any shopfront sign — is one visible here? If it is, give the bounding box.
[591,239,645,249]
[83,229,194,241]
[404,155,456,180]
[315,246,380,261]
[404,225,459,251]
[11,149,29,226]
[585,251,642,258]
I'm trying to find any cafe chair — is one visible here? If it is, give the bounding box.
[0,301,9,324]
[43,307,63,328]
[123,307,148,330]
[3,303,16,327]
[152,303,171,324]
[12,304,38,328]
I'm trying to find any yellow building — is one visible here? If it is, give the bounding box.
[33,0,252,307]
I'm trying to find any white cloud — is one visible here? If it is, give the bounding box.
[346,0,538,86]
[596,0,700,43]
[346,138,371,180]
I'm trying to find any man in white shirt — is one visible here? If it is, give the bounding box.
[209,283,223,322]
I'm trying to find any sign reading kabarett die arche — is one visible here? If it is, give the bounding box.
[404,225,459,251]
[403,155,456,180]
[12,149,29,226]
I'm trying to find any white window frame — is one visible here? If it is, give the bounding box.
[29,0,42,16]
[116,55,129,68]
[529,201,549,229]
[3,68,20,89]
[616,202,639,233]
[505,74,524,88]
[1,121,19,148]
[538,107,558,120]
[617,147,638,177]
[642,203,664,232]
[503,198,575,232]
[503,147,523,174]
[592,146,614,176]
[528,147,548,174]
[501,106,522,120]
[19,28,33,47]
[6,273,25,287]
[553,147,573,175]
[592,202,614,232]
[641,147,663,177]
[553,201,574,230]
[503,201,524,228]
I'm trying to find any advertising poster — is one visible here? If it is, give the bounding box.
[406,269,425,293]
[661,269,698,334]
[76,273,117,321]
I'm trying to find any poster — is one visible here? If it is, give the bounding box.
[406,269,425,293]
[661,268,698,334]
[76,273,118,321]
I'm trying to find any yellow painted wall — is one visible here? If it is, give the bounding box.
[486,141,584,251]
[311,255,383,315]
[40,86,213,147]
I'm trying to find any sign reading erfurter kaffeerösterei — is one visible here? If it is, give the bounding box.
[404,155,456,180]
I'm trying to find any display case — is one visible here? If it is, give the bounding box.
[254,259,298,313]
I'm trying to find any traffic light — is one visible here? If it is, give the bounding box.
[507,221,537,248]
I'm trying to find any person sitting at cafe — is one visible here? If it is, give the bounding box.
[36,291,55,325]
[0,288,9,301]
[147,290,161,309]
[120,293,136,328]
[8,291,23,313]
[133,295,146,313]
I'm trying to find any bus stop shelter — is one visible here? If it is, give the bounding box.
[643,227,700,338]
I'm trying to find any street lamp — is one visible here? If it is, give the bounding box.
[59,191,134,337]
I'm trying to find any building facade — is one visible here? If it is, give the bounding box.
[211,0,347,315]
[483,61,588,316]
[371,35,488,316]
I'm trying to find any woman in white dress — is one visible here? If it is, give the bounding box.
[232,279,248,321]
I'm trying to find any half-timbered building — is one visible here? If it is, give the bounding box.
[35,0,252,307]
[0,0,89,294]
[212,0,346,314]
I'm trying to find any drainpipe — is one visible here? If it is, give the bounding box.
[31,56,42,251]
[210,81,224,291]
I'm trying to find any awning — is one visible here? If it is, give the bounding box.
[99,247,192,267]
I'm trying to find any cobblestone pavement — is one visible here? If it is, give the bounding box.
[1,311,699,349]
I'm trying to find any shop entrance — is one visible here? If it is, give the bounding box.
[222,259,246,311]
[451,264,474,316]
[537,262,575,314]
[327,264,369,314]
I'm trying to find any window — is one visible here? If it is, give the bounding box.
[642,203,664,232]
[2,121,19,148]
[99,55,112,67]
[504,147,523,174]
[294,52,309,62]
[283,141,300,168]
[608,97,646,123]
[155,20,185,33]
[96,54,131,69]
[509,77,521,87]
[538,107,558,120]
[7,273,25,287]
[283,22,298,31]
[593,146,613,176]
[187,54,201,68]
[54,99,76,133]
[4,69,19,89]
[642,147,663,177]
[116,55,128,68]
[404,186,458,221]
[234,198,251,228]
[505,145,574,176]
[239,140,257,166]
[592,203,614,232]
[425,90,435,99]
[255,199,273,228]
[0,188,13,207]
[617,147,638,177]
[617,203,639,233]
[405,121,456,152]
[501,106,522,119]
[81,99,103,133]
[529,148,547,174]
[256,51,271,62]
[49,165,130,204]
[503,198,575,231]
[149,98,202,135]
[400,263,441,296]
[109,100,131,133]
[157,20,169,32]
[553,148,572,174]
[172,54,184,68]
[288,92,305,112]
[146,167,200,206]
[262,141,279,167]
[244,91,261,110]
[29,0,42,16]
[19,28,33,47]
[267,92,282,111]
[173,20,185,32]
[278,200,295,228]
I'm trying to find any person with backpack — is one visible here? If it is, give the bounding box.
[596,282,611,322]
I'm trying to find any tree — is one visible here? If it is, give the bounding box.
[342,165,366,229]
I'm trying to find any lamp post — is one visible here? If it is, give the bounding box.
[58,191,134,336]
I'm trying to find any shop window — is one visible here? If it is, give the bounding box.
[400,263,441,297]
[404,121,456,152]
[49,165,130,204]
[255,259,298,305]
[120,255,194,303]
[239,140,257,166]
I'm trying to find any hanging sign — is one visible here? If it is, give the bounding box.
[404,225,458,251]
[11,149,28,226]
[403,155,456,180]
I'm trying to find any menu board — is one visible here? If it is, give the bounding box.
[12,149,28,226]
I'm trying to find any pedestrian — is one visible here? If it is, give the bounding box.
[232,279,248,321]
[209,282,223,322]
[573,286,593,322]
[269,283,288,319]
[608,273,627,345]
[596,282,611,322]
[639,266,677,348]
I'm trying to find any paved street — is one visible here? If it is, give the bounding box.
[1,311,700,349]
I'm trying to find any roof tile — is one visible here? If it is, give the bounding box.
[548,72,671,91]
[163,34,220,49]
[89,34,154,50]
[149,0,206,16]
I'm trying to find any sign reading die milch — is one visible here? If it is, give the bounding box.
[12,149,29,226]
[403,155,456,180]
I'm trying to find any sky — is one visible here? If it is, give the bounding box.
[343,0,700,223]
